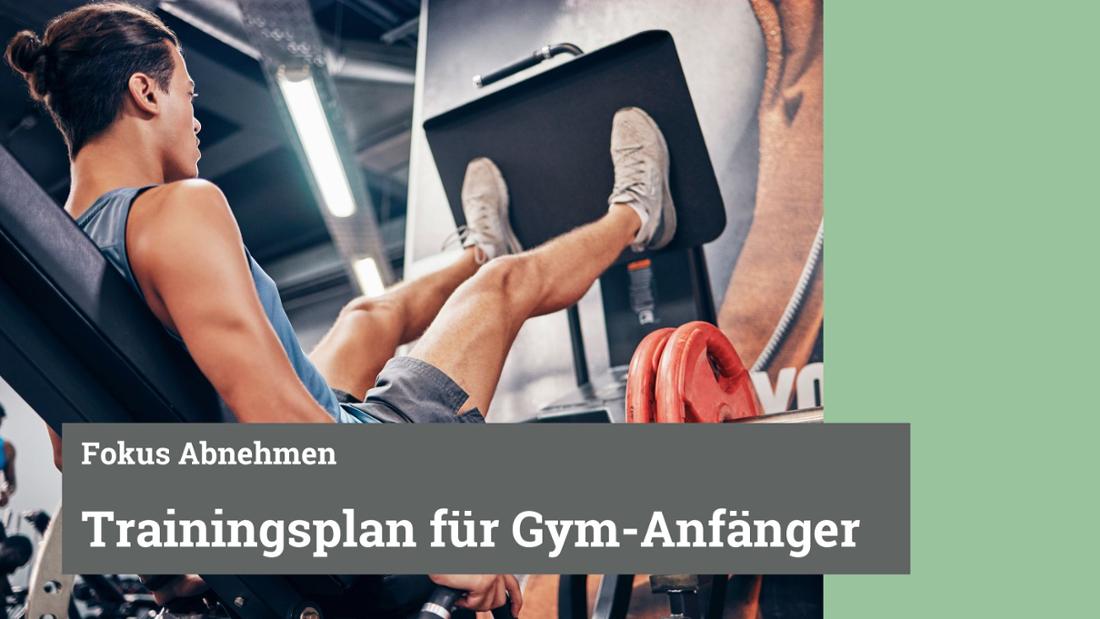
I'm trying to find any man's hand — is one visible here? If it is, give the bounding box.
[429,574,522,615]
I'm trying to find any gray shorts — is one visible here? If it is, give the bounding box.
[332,356,485,424]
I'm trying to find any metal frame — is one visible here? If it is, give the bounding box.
[26,504,75,619]
[559,574,731,619]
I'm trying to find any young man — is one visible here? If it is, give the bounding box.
[6,2,676,612]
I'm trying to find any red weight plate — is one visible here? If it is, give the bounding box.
[655,322,761,423]
[625,328,675,423]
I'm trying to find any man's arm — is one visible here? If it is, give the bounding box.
[48,425,61,472]
[128,180,333,424]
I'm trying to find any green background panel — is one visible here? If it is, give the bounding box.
[826,1,1098,615]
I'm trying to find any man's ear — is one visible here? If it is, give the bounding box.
[126,72,161,116]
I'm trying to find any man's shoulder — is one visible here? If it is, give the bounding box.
[130,179,237,237]
[138,179,230,214]
[128,179,242,266]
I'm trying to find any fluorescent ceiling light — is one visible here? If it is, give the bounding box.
[352,257,386,297]
[276,71,357,218]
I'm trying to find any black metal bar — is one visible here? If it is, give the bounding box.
[566,304,590,387]
[558,574,588,619]
[667,591,686,616]
[680,589,701,619]
[474,43,584,88]
[691,245,717,324]
[592,574,634,619]
[705,575,728,619]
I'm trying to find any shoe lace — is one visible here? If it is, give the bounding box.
[466,194,498,241]
[611,143,648,198]
[441,224,470,251]
[441,200,496,265]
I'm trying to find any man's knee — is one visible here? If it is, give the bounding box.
[337,295,404,336]
[471,255,543,299]
[340,292,403,317]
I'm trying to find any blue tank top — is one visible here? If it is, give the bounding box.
[75,186,368,423]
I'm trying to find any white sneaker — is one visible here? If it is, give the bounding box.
[607,107,677,251]
[457,157,522,263]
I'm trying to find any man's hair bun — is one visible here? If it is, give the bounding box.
[5,30,51,101]
[3,3,181,156]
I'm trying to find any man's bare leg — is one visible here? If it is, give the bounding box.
[412,106,676,415]
[411,204,640,413]
[310,248,479,397]
[312,155,527,397]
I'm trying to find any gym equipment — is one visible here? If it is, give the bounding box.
[624,328,674,423]
[425,30,725,259]
[26,505,74,619]
[648,575,728,619]
[0,534,32,613]
[72,575,161,619]
[626,322,760,424]
[416,586,463,619]
[417,586,462,619]
[655,322,757,423]
[736,408,824,424]
[563,323,805,619]
[473,43,584,88]
[0,513,33,598]
[555,574,729,619]
[23,510,51,536]
[416,585,514,619]
[2,510,49,618]
[0,535,31,577]
[556,575,633,619]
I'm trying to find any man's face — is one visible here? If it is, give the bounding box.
[159,44,202,182]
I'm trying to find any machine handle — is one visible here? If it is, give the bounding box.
[416,586,461,619]
[473,42,584,88]
[416,585,516,619]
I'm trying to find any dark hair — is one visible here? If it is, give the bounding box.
[4,2,179,156]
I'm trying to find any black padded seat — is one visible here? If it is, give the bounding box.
[0,147,432,618]
[0,146,221,431]
[0,148,419,440]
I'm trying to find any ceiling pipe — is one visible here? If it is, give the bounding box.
[159,0,414,85]
[381,17,419,45]
[326,50,415,85]
[160,0,260,59]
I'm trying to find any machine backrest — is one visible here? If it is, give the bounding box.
[0,147,417,613]
[0,146,221,432]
